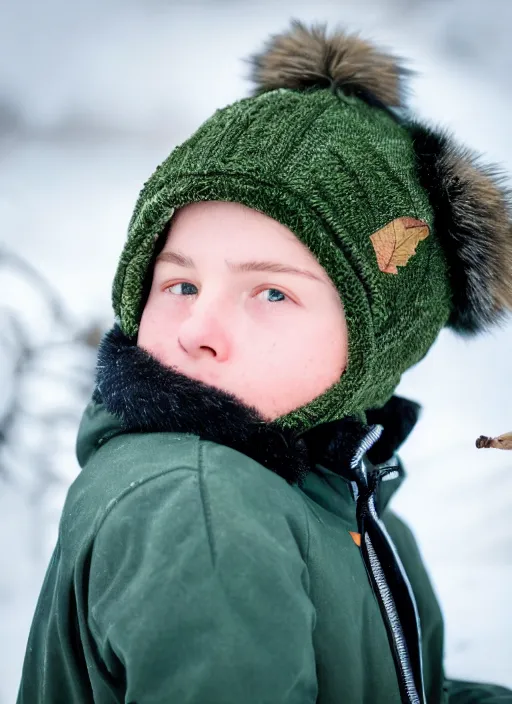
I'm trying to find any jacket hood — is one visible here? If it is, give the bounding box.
[82,325,421,490]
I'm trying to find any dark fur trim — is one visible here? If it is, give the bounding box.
[410,123,512,334]
[301,416,374,469]
[366,395,421,465]
[95,326,311,486]
[305,396,421,470]
[94,326,420,487]
[248,19,409,108]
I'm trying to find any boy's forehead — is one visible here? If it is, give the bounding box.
[170,200,287,230]
[166,201,305,251]
[164,207,327,276]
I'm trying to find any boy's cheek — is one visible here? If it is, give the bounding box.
[138,303,176,357]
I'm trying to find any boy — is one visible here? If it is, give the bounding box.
[17,20,512,703]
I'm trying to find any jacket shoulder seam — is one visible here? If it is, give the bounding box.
[198,441,216,566]
[302,496,312,569]
[91,464,199,541]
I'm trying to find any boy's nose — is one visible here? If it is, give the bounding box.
[177,310,230,362]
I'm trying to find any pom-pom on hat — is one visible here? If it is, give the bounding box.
[112,20,512,433]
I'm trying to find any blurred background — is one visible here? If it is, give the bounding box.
[1,0,511,700]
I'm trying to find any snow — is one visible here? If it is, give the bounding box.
[1,1,511,701]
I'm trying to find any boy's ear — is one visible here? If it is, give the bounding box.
[409,122,512,335]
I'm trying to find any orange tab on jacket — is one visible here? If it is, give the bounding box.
[349,531,361,547]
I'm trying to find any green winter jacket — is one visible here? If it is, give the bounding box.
[17,328,512,704]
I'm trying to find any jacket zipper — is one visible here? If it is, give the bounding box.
[350,426,426,704]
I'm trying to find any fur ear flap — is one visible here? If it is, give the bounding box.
[248,19,408,109]
[409,123,512,334]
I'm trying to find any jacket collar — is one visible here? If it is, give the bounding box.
[90,325,421,489]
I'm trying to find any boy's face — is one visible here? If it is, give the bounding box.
[138,201,347,420]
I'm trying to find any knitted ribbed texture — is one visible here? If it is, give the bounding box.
[113,88,452,432]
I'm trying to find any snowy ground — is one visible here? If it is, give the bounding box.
[1,1,511,701]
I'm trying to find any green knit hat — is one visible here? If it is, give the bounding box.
[112,21,512,433]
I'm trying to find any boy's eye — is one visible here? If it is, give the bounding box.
[258,288,287,303]
[167,282,198,296]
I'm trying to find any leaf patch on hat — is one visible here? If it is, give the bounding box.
[370,217,430,274]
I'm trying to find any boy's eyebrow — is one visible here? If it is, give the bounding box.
[157,251,195,268]
[156,250,326,283]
